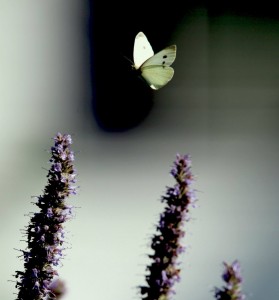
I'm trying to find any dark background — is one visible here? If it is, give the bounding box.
[90,0,279,131]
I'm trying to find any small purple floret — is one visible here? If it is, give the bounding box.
[215,260,245,300]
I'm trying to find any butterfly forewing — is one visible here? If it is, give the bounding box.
[141,66,174,90]
[142,45,176,68]
[133,32,154,69]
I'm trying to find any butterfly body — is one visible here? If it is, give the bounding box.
[132,32,176,90]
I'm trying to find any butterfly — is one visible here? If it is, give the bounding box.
[132,32,177,90]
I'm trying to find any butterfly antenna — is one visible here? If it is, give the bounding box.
[122,54,133,65]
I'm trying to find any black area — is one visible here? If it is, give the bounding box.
[88,0,279,132]
[207,1,279,19]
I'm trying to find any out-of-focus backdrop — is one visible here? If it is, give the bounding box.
[1,1,278,300]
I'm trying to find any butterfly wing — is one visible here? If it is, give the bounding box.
[141,66,174,90]
[140,45,176,89]
[141,45,176,68]
[133,32,154,69]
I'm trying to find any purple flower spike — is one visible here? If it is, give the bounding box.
[140,154,196,300]
[214,260,245,300]
[14,133,77,300]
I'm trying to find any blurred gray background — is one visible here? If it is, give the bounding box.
[0,1,278,300]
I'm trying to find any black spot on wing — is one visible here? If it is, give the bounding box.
[162,54,168,65]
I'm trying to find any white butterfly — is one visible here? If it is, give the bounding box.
[133,32,177,90]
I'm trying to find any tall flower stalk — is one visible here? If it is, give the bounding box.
[214,260,245,300]
[15,133,77,300]
[140,154,196,300]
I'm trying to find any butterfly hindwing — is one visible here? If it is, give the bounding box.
[133,32,154,69]
[141,65,174,90]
